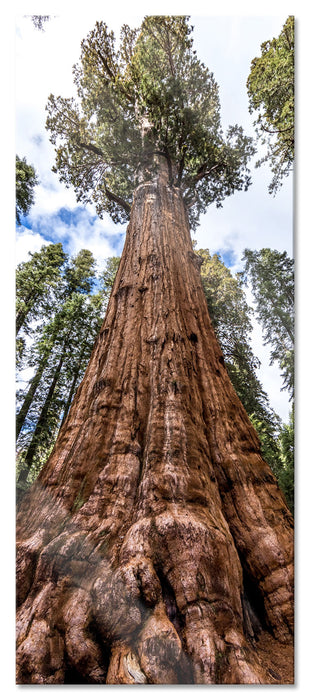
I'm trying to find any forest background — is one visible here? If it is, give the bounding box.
[2,0,310,697]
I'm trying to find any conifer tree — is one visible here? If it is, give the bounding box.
[16,255,117,493]
[46,17,255,229]
[16,155,39,224]
[242,248,294,398]
[247,16,294,193]
[16,243,66,341]
[16,250,97,461]
[198,248,283,478]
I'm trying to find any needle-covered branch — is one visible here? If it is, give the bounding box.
[247,16,294,194]
[46,16,255,229]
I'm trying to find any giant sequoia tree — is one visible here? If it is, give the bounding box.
[16,17,294,684]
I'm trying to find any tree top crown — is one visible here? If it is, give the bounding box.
[46,16,255,229]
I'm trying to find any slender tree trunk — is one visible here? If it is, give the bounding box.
[16,171,294,685]
[16,292,40,335]
[17,351,67,497]
[16,328,72,440]
[16,354,51,440]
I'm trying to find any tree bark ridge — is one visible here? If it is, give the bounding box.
[16,173,294,684]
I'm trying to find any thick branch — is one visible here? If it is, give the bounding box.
[92,47,133,102]
[95,47,116,81]
[192,162,221,184]
[104,184,131,214]
[260,123,294,136]
[183,162,221,194]
[176,152,185,187]
[77,141,105,158]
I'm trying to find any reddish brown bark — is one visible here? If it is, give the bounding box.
[16,169,294,684]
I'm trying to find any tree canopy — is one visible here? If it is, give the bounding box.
[16,155,38,224]
[46,16,255,229]
[16,243,66,338]
[247,16,294,194]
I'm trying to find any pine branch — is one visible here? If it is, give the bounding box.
[77,141,105,157]
[104,184,131,214]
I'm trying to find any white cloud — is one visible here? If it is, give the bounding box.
[30,181,79,216]
[15,229,52,265]
[21,207,125,269]
[195,162,293,269]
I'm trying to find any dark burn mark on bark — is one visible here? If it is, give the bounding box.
[188,250,203,270]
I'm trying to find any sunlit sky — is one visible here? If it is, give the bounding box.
[14,4,296,423]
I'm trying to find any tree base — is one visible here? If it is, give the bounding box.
[16,179,294,685]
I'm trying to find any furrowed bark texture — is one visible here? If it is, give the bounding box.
[16,174,294,685]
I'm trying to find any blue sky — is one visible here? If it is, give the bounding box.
[13,6,295,421]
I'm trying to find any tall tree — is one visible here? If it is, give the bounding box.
[241,248,294,399]
[16,17,293,685]
[46,17,255,229]
[16,249,97,441]
[16,255,116,493]
[247,16,294,194]
[16,292,104,495]
[198,249,274,419]
[16,243,66,339]
[18,250,285,498]
[16,155,39,224]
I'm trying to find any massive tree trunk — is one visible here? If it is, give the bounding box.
[16,170,294,685]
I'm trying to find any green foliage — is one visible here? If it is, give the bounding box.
[198,247,294,506]
[46,16,255,229]
[249,414,283,482]
[16,242,67,357]
[250,408,294,515]
[277,408,294,515]
[247,16,294,193]
[16,253,120,493]
[16,292,101,489]
[16,155,39,224]
[198,248,278,426]
[64,248,97,294]
[98,256,120,305]
[242,248,294,399]
[197,247,288,482]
